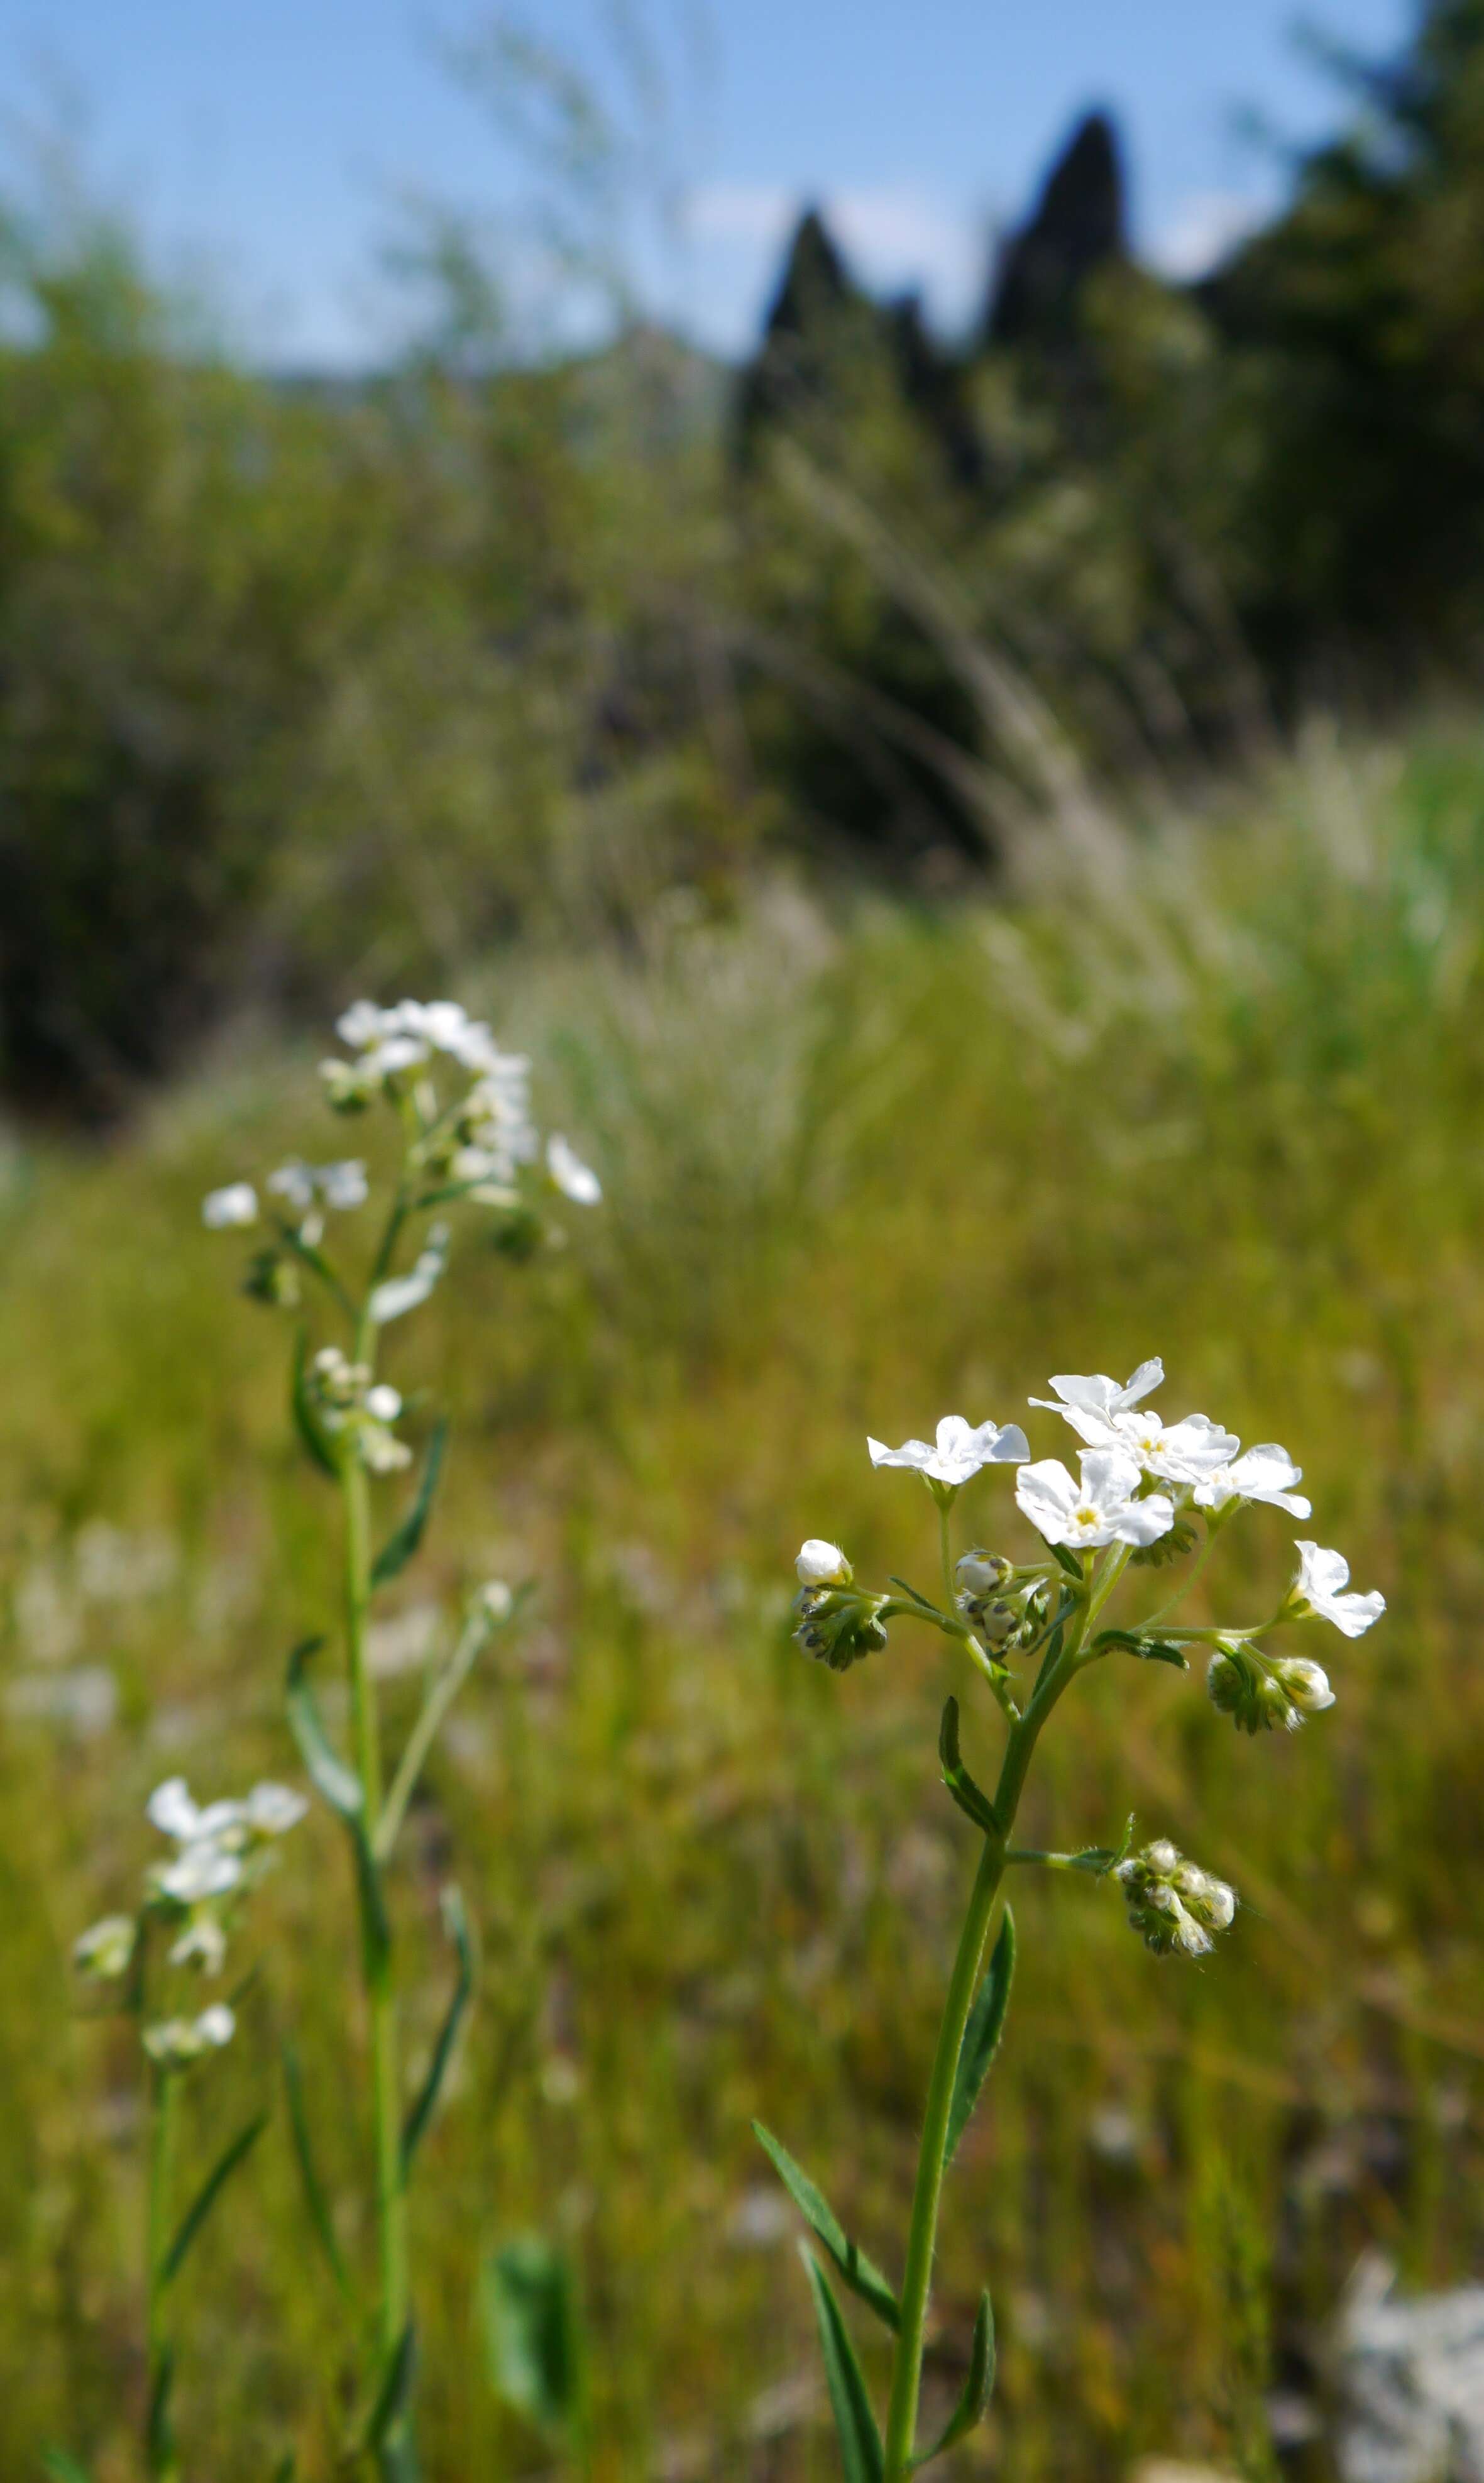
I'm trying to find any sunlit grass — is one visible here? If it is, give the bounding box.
[4,724,1484,2479]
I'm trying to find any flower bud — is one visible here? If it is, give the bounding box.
[242,1248,301,1308]
[1116,1839,1236,1959]
[796,1539,852,1588]
[73,1914,136,1980]
[793,1583,889,1671]
[1274,1656,1335,1713]
[955,1550,1012,1597]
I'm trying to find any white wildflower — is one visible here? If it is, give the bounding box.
[868,1415,1030,1490]
[1290,1541,1386,1638]
[243,1781,309,1836]
[1014,1451,1175,1550]
[143,2004,236,2069]
[168,1913,228,1974]
[475,1579,515,1624]
[1194,1443,1311,1520]
[146,1779,245,1846]
[364,1384,402,1424]
[73,1914,136,1979]
[796,1539,852,1588]
[156,1844,243,1905]
[202,1183,258,1230]
[547,1134,602,1206]
[1031,1365,1236,1480]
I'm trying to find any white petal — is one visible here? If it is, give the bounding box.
[202,1183,259,1230]
[147,1778,201,1841]
[1015,1459,1079,1541]
[1118,1358,1166,1408]
[1114,1492,1176,1546]
[1079,1450,1145,1511]
[867,1434,935,1472]
[796,1539,849,1587]
[547,1134,602,1206]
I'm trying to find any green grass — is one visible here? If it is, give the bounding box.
[5,723,1484,2480]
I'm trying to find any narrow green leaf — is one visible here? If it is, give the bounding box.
[944,1907,1016,2169]
[146,2347,174,2472]
[282,2042,354,2306]
[1094,1628,1189,1670]
[911,2289,995,2466]
[937,1698,999,1837]
[801,2249,884,2483]
[290,1331,341,1480]
[402,1887,474,2171]
[363,2323,417,2452]
[41,2450,94,2483]
[480,2237,585,2439]
[752,2123,899,2333]
[1049,1543,1083,1580]
[162,2111,267,2285]
[886,1575,942,1614]
[372,1418,448,1587]
[285,1638,361,1818]
[285,1639,390,1974]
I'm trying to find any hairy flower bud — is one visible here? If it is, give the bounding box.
[1208,1640,1326,1735]
[794,1583,889,1672]
[1116,1839,1236,1959]
[796,1539,853,1589]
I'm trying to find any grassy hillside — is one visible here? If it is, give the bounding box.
[4,724,1484,2480]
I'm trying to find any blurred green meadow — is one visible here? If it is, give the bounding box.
[4,722,1484,2479]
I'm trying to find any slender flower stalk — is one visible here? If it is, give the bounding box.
[768,1359,1385,2480]
[201,994,602,2472]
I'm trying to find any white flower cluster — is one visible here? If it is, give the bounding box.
[1115,1839,1236,1959]
[203,1159,368,1237]
[308,1346,412,1472]
[74,1773,306,2066]
[799,1354,1385,1714]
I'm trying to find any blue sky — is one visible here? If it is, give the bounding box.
[5,0,1416,365]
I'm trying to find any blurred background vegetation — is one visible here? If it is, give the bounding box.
[4,1,1484,2477]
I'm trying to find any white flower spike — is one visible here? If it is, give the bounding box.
[1290,1541,1386,1638]
[1015,1451,1175,1550]
[202,1183,259,1230]
[867,1415,1030,1490]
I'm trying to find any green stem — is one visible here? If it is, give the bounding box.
[881,1603,1088,2481]
[342,1374,410,2401]
[145,2069,177,2480]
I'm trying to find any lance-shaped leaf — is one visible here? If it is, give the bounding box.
[402,1887,474,2171]
[943,1907,1016,2169]
[146,2347,175,2475]
[752,2122,899,2333]
[911,2289,995,2467]
[1094,1628,1189,1671]
[1049,1542,1084,1580]
[480,2236,586,2441]
[802,2248,884,2483]
[364,2322,417,2452]
[938,1698,999,1837]
[290,1331,341,1480]
[285,1638,390,1976]
[162,2110,268,2285]
[282,2042,354,2308]
[371,1418,448,1588]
